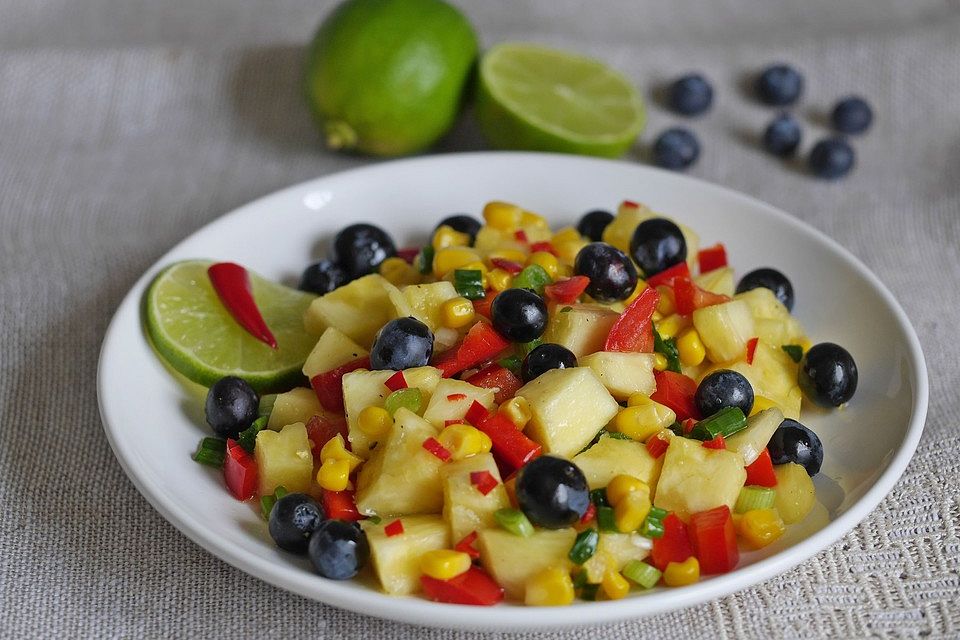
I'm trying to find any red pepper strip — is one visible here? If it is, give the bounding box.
[579,502,597,524]
[472,293,497,319]
[447,393,467,401]
[305,414,349,457]
[702,434,727,450]
[745,449,778,487]
[697,243,728,273]
[746,337,759,365]
[223,439,257,500]
[433,321,511,378]
[530,241,558,256]
[673,276,731,316]
[544,276,590,304]
[689,505,739,574]
[423,437,452,462]
[384,519,404,537]
[470,403,542,470]
[465,364,522,405]
[490,258,523,274]
[645,261,691,288]
[465,400,491,425]
[310,356,371,412]
[207,262,278,349]
[470,470,499,496]
[321,489,363,521]
[645,432,670,459]
[650,370,702,422]
[681,418,698,435]
[421,567,505,606]
[395,247,420,264]
[604,286,660,353]
[514,229,529,243]
[384,370,407,391]
[622,200,641,209]
[651,513,694,571]
[455,531,481,560]
[444,419,467,427]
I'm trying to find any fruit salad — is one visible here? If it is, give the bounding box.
[152,199,859,606]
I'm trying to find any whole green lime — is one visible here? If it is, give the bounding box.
[305,0,478,156]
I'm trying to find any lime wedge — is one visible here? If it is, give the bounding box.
[145,260,317,393]
[476,42,645,158]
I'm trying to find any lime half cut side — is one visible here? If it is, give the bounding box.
[477,42,646,158]
[144,260,317,393]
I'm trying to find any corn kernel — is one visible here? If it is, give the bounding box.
[433,247,482,278]
[420,549,472,581]
[486,248,528,265]
[520,210,549,229]
[440,297,475,329]
[437,424,486,460]
[614,490,651,532]
[663,557,700,587]
[379,257,421,287]
[316,458,351,491]
[524,567,575,606]
[357,406,393,438]
[656,289,676,316]
[613,402,676,442]
[738,508,785,549]
[601,569,631,600]
[487,268,514,292]
[551,226,582,245]
[605,474,648,506]
[652,353,669,371]
[656,314,689,339]
[557,263,574,278]
[432,224,471,250]
[749,395,778,417]
[483,201,523,231]
[554,239,589,266]
[498,396,532,430]
[319,434,363,473]
[527,251,559,279]
[624,280,649,305]
[676,328,706,366]
[477,430,492,454]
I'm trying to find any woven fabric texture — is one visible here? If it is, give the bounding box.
[1,1,958,638]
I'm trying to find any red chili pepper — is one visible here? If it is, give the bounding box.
[645,432,670,459]
[321,489,363,521]
[223,439,257,500]
[514,229,529,243]
[702,434,727,450]
[650,370,702,421]
[645,261,691,288]
[464,364,522,404]
[384,371,407,391]
[673,276,731,316]
[207,262,278,349]
[305,414,349,457]
[470,470,499,496]
[651,513,694,571]
[454,531,480,560]
[604,286,660,352]
[622,200,640,209]
[432,321,511,378]
[689,505,739,574]
[420,566,504,606]
[530,241,558,255]
[446,393,467,401]
[746,337,759,365]
[490,258,523,274]
[681,418,698,435]
[384,519,404,537]
[744,449,778,487]
[310,356,371,412]
[580,502,597,524]
[697,243,728,273]
[395,247,420,264]
[471,293,497,319]
[444,419,467,427]
[544,276,590,304]
[469,402,542,470]
[422,437,451,462]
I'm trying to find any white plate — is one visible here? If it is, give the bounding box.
[98,152,927,631]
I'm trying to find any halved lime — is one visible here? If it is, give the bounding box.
[144,260,317,393]
[476,42,646,158]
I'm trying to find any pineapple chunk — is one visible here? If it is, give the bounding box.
[516,367,619,458]
[301,327,368,379]
[773,462,816,524]
[440,453,509,541]
[355,408,445,517]
[266,387,325,431]
[303,274,406,347]
[692,299,755,363]
[654,436,746,520]
[734,287,790,320]
[572,434,665,492]
[422,378,495,430]
[255,422,313,495]
[542,304,619,359]
[602,202,699,269]
[599,532,653,570]
[477,528,576,599]
[725,407,784,465]
[401,282,460,331]
[474,226,528,254]
[578,351,655,400]
[362,515,450,595]
[694,266,735,297]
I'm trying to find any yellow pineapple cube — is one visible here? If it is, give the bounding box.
[692,299,755,363]
[477,528,576,600]
[266,387,324,431]
[572,434,664,492]
[578,351,655,400]
[302,327,368,379]
[440,453,509,542]
[422,378,495,430]
[303,274,407,347]
[401,282,460,331]
[254,422,313,495]
[654,436,746,520]
[362,515,450,595]
[542,304,619,359]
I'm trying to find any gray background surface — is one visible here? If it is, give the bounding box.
[1,1,959,638]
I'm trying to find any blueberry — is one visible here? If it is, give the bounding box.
[736,267,795,312]
[573,242,638,302]
[831,96,873,134]
[435,214,482,244]
[521,344,577,383]
[629,217,687,277]
[516,456,590,529]
[576,209,614,242]
[307,519,369,580]
[762,113,802,157]
[332,223,396,280]
[668,73,714,116]
[268,493,325,554]
[808,137,855,179]
[695,369,754,418]
[768,418,823,476]
[798,342,858,407]
[204,376,259,438]
[369,317,434,371]
[756,64,804,106]
[491,288,548,343]
[299,259,347,295]
[652,128,700,170]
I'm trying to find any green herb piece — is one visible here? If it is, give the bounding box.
[494,508,534,537]
[579,583,600,600]
[653,326,682,373]
[560,306,573,313]
[689,406,747,441]
[511,264,552,296]
[596,506,618,532]
[639,515,665,539]
[647,506,668,521]
[259,485,288,520]
[603,430,632,441]
[517,337,543,357]
[589,488,610,508]
[417,246,435,275]
[237,415,268,453]
[384,387,423,417]
[568,529,600,564]
[367,515,382,525]
[734,486,777,514]
[497,354,522,374]
[781,344,803,363]
[453,269,485,300]
[192,437,226,467]
[622,560,662,589]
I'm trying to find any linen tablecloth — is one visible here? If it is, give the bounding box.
[1,1,958,637]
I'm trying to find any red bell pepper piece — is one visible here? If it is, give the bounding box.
[422,437,452,462]
[514,229,529,243]
[384,519,404,537]
[702,434,727,450]
[651,513,694,571]
[472,293,497,319]
[384,371,407,391]
[673,277,731,316]
[681,418,698,435]
[454,531,480,560]
[465,400,491,425]
[651,370,702,421]
[490,258,523,274]
[447,393,467,401]
[305,414,348,457]
[207,262,278,349]
[470,470,499,496]
[310,356,371,412]
[745,449,778,487]
[579,502,597,524]
[544,276,590,304]
[469,402,542,470]
[645,432,670,459]
[395,247,420,264]
[622,200,640,209]
[645,261,691,288]
[321,489,363,521]
[433,321,511,378]
[529,241,558,255]
[421,567,505,606]
[604,286,660,353]
[697,243,728,273]
[223,439,257,500]
[689,505,739,574]
[746,337,759,365]
[465,363,522,404]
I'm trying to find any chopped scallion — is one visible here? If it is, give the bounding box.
[596,506,618,532]
[640,515,665,539]
[259,485,288,520]
[517,337,543,357]
[417,246,435,275]
[384,387,423,417]
[781,344,803,363]
[689,406,747,441]
[494,508,534,537]
[622,560,662,589]
[192,437,226,468]
[453,269,485,300]
[589,488,610,508]
[568,529,600,564]
[511,264,551,296]
[735,485,777,514]
[497,354,522,374]
[237,415,268,453]
[653,327,682,373]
